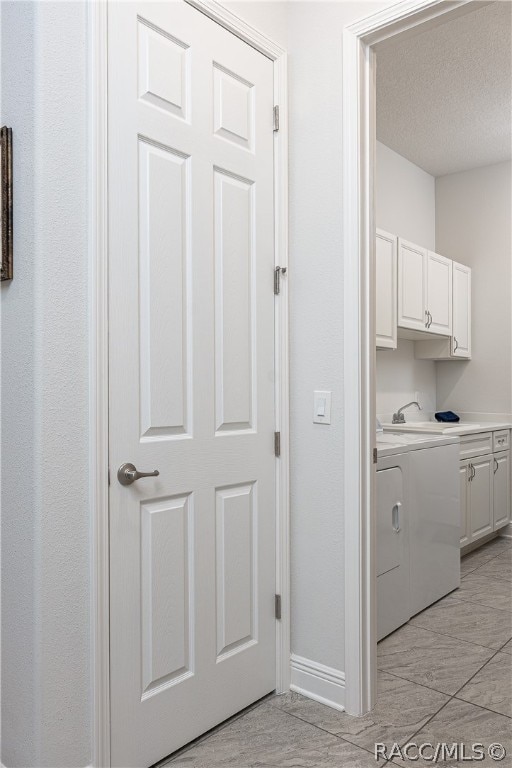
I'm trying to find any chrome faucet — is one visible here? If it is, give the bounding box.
[392,400,422,424]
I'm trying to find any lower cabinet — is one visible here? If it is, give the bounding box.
[460,446,511,547]
[493,451,511,530]
[459,462,471,547]
[470,454,494,540]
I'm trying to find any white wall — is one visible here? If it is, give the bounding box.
[376,141,436,249]
[376,341,437,420]
[231,0,385,679]
[435,161,512,416]
[375,142,437,419]
[1,3,90,767]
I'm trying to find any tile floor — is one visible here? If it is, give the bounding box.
[165,536,512,768]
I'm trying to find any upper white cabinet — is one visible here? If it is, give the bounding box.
[376,230,397,350]
[426,251,452,335]
[378,231,471,357]
[452,261,471,358]
[415,260,472,360]
[398,239,427,332]
[398,240,452,337]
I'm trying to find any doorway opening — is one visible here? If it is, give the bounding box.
[342,0,508,716]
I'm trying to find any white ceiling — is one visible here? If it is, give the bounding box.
[376,1,512,177]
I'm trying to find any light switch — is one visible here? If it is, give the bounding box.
[313,391,332,424]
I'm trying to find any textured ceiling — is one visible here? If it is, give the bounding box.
[376,1,512,177]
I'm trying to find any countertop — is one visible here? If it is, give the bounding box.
[376,431,460,458]
[381,421,512,436]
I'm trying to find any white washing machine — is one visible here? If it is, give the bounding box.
[376,432,460,640]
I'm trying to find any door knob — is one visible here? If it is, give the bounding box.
[117,463,160,486]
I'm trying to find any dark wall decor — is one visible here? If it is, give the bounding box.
[1,126,13,281]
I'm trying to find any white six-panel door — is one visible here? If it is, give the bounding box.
[108,3,276,765]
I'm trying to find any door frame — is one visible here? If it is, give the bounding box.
[88,3,289,766]
[342,0,489,716]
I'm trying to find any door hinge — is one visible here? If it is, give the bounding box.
[274,266,287,295]
[273,105,280,132]
[373,447,378,465]
[275,594,282,620]
[274,431,281,457]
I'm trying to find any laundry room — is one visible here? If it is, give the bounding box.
[375,0,512,697]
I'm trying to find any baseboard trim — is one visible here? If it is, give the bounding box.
[290,654,345,711]
[498,523,512,539]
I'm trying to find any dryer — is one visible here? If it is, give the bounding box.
[377,444,410,641]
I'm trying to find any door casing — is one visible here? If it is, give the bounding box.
[342,0,492,718]
[88,3,289,765]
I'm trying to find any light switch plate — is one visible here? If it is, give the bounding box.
[313,391,332,424]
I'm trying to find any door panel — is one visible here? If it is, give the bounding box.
[215,483,256,658]
[459,461,470,547]
[493,451,510,530]
[141,494,193,696]
[398,239,427,331]
[108,3,276,766]
[427,251,452,336]
[376,230,397,349]
[453,261,471,358]
[470,455,493,540]
[214,169,255,432]
[139,139,191,438]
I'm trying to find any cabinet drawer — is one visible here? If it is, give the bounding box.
[493,430,510,452]
[459,432,493,460]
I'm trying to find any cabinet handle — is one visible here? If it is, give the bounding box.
[392,502,402,533]
[453,337,459,352]
[428,310,433,328]
[425,310,429,328]
[494,458,499,474]
[469,463,475,481]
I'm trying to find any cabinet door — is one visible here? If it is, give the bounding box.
[376,230,397,350]
[493,451,510,530]
[469,455,494,541]
[452,261,471,358]
[427,251,452,336]
[398,239,427,331]
[459,461,470,547]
